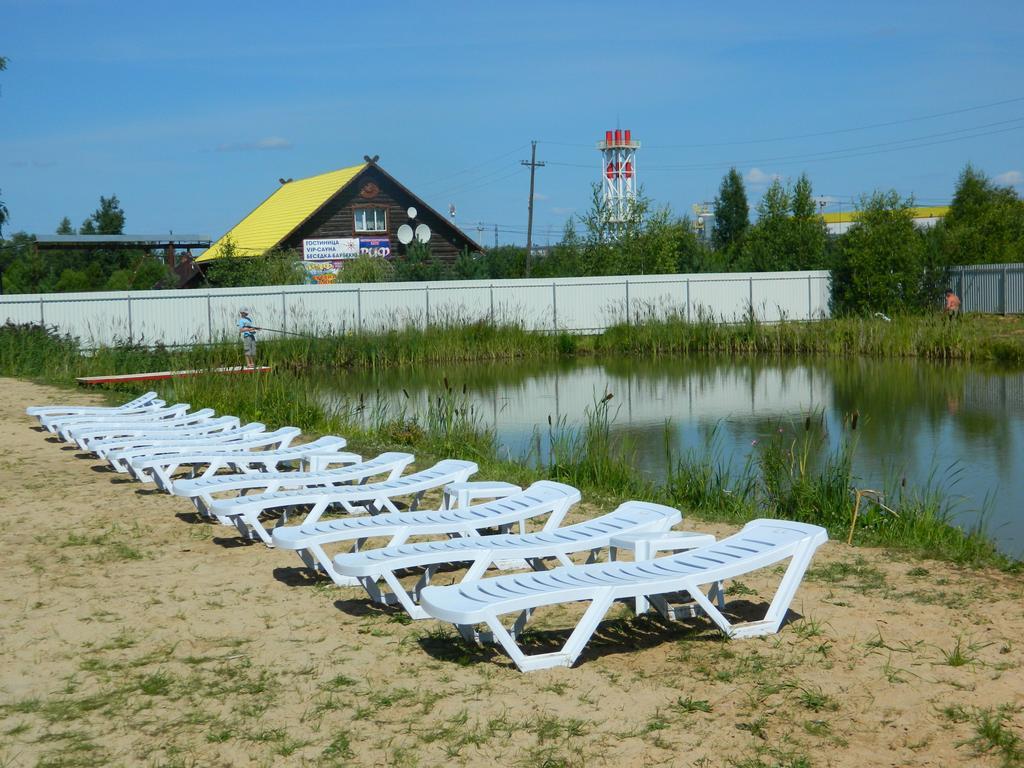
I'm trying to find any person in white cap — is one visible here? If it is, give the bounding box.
[237,308,257,368]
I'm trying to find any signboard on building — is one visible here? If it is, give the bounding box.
[302,261,341,285]
[359,238,391,258]
[303,238,359,261]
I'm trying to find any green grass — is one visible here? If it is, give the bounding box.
[597,311,1024,363]
[2,319,1018,569]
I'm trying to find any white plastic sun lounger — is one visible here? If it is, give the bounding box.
[44,402,191,437]
[419,519,828,672]
[58,405,212,443]
[68,410,231,448]
[273,480,580,584]
[50,402,197,436]
[102,423,270,471]
[213,459,482,547]
[334,500,681,619]
[27,391,161,421]
[172,451,415,516]
[131,435,352,492]
[122,427,302,482]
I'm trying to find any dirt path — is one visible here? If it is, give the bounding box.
[0,377,1021,767]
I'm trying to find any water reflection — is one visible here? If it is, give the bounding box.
[316,356,1023,557]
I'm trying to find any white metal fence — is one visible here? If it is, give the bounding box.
[0,270,831,349]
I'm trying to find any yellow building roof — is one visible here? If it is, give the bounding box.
[196,163,367,262]
[821,205,949,224]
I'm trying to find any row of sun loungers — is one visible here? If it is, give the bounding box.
[28,392,828,672]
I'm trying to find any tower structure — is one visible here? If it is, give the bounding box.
[597,128,640,233]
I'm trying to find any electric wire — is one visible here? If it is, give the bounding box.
[538,94,1024,150]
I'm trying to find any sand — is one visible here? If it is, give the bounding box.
[0,376,1021,768]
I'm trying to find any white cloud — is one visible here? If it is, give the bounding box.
[215,136,292,152]
[532,192,549,202]
[994,170,1023,186]
[745,167,780,187]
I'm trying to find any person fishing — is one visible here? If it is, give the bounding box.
[944,289,961,319]
[237,307,257,368]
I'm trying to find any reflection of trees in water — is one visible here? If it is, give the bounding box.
[826,358,1014,478]
[320,353,1020,489]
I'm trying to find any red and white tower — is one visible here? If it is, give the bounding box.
[597,128,640,231]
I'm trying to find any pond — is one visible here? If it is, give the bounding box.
[317,356,1024,558]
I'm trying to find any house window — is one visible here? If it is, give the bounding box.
[354,208,387,232]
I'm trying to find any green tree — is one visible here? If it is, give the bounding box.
[712,168,749,262]
[789,173,828,269]
[56,216,74,235]
[338,254,395,283]
[80,194,125,235]
[392,242,450,282]
[940,164,1024,265]
[452,248,487,280]
[0,189,8,239]
[203,240,305,288]
[740,179,790,271]
[831,191,933,314]
[675,216,715,273]
[105,255,174,290]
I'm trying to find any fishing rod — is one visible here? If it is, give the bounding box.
[250,326,318,338]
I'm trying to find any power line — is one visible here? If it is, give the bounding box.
[537,94,1024,150]
[542,117,1024,173]
[417,144,529,189]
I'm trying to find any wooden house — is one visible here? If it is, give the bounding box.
[196,158,482,274]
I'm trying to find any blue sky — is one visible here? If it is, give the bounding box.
[2,0,1022,246]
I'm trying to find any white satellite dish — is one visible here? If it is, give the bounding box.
[397,224,414,245]
[406,207,417,219]
[414,224,431,243]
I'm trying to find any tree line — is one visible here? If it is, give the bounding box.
[2,164,1022,315]
[0,195,174,293]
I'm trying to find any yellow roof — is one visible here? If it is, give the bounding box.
[821,205,949,224]
[197,163,367,261]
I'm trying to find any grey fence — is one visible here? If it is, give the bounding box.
[950,263,1024,315]
[0,270,831,350]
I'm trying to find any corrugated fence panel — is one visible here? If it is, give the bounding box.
[0,270,834,349]
[358,284,427,331]
[1,297,46,326]
[689,276,752,322]
[555,280,628,331]
[131,293,209,346]
[752,274,817,322]
[423,283,492,327]
[42,294,131,347]
[951,264,1024,315]
[284,286,359,335]
[490,282,556,330]
[622,278,685,323]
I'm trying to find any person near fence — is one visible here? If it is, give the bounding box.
[944,289,961,319]
[237,308,257,368]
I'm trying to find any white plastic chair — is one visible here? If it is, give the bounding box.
[172,451,415,516]
[211,459,483,547]
[419,519,828,672]
[122,427,303,483]
[130,435,351,492]
[69,410,234,448]
[271,480,578,584]
[334,500,681,619]
[102,423,270,471]
[45,402,191,437]
[27,391,161,424]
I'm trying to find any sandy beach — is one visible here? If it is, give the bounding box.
[0,377,1021,767]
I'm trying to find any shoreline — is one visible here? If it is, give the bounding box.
[1,377,1022,767]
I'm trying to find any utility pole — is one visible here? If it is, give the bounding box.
[494,224,498,249]
[521,140,545,275]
